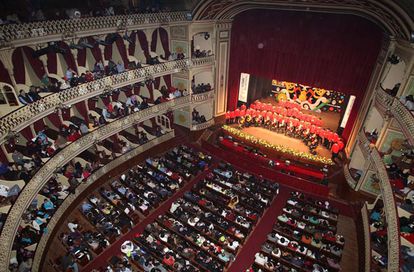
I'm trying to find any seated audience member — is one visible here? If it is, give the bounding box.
[18,90,33,105]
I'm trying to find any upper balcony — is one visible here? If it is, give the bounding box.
[0,56,215,145]
[0,12,190,49]
[375,87,414,145]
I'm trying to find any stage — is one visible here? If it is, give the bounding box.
[224,97,346,165]
[239,126,332,159]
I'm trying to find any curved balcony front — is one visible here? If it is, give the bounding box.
[375,88,414,145]
[0,56,215,145]
[0,12,189,48]
[358,131,400,272]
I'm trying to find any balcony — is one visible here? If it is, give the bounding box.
[375,88,414,145]
[191,89,215,104]
[31,131,175,270]
[358,131,400,272]
[191,55,215,67]
[190,118,215,131]
[343,163,358,189]
[0,12,189,48]
[0,56,215,145]
[0,97,191,268]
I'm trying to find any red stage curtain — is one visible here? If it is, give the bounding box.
[47,51,57,75]
[0,60,11,85]
[158,27,171,59]
[137,30,150,62]
[227,10,384,140]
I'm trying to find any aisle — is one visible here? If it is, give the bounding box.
[227,186,292,272]
[81,163,217,272]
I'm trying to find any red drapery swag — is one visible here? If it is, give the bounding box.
[22,47,45,79]
[77,48,87,68]
[227,9,384,140]
[33,119,45,132]
[88,99,96,111]
[47,51,57,75]
[158,27,171,60]
[12,48,25,84]
[57,42,78,74]
[75,101,89,123]
[0,60,12,85]
[151,29,158,53]
[137,30,151,62]
[88,37,103,63]
[47,112,62,128]
[115,37,129,67]
[163,74,172,89]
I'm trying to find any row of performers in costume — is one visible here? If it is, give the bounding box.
[229,101,323,127]
[225,110,344,156]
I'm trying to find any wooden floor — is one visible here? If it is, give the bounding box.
[337,214,359,272]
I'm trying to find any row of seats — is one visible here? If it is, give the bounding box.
[50,145,212,271]
[104,163,279,272]
[250,191,344,272]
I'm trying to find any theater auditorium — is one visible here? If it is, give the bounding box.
[0,0,412,271]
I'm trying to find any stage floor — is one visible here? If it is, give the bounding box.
[239,126,332,160]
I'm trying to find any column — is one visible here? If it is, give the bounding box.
[214,21,232,116]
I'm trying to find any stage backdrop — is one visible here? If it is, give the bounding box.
[227,9,384,140]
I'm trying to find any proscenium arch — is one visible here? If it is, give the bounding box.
[192,0,414,41]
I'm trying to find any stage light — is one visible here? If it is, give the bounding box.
[276,162,280,166]
[257,43,264,49]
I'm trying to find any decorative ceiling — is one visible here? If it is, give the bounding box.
[191,0,414,41]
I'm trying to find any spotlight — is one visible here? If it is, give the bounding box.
[204,32,210,40]
[388,54,400,65]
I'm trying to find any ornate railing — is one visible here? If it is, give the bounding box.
[190,118,215,131]
[361,203,371,272]
[0,12,189,48]
[357,131,371,159]
[375,88,414,145]
[0,59,190,145]
[31,131,175,271]
[343,163,357,189]
[0,96,191,270]
[191,89,215,103]
[191,55,215,66]
[358,131,400,272]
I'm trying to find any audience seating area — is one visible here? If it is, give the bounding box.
[249,191,344,272]
[43,145,212,271]
[94,160,279,272]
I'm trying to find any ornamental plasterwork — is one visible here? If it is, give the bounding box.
[193,0,412,40]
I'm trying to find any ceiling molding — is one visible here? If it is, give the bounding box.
[193,0,414,41]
